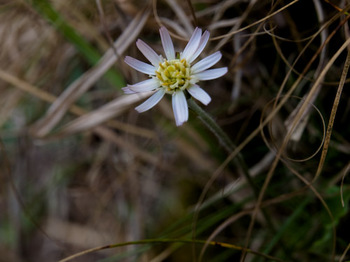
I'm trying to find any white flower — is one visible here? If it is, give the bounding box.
[123,26,227,126]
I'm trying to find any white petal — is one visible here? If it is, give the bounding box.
[135,89,165,113]
[181,27,202,61]
[160,26,175,60]
[172,91,188,126]
[193,67,228,80]
[187,85,211,105]
[136,39,162,66]
[122,87,136,94]
[189,30,210,63]
[191,51,222,73]
[128,78,160,93]
[124,56,156,75]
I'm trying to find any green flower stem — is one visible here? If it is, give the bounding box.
[188,99,281,253]
[188,98,234,153]
[187,98,256,191]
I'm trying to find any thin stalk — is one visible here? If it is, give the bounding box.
[188,98,284,260]
[58,238,284,262]
[187,98,234,153]
[188,98,256,191]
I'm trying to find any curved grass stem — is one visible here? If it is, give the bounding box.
[58,238,284,262]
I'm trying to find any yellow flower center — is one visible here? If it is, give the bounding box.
[156,59,191,94]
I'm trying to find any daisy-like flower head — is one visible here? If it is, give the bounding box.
[123,26,227,126]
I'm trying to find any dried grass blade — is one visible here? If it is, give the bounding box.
[0,69,155,139]
[30,8,150,138]
[314,38,350,181]
[165,0,193,35]
[0,70,55,104]
[58,92,153,135]
[31,0,102,66]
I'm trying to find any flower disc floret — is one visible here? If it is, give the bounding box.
[156,59,192,93]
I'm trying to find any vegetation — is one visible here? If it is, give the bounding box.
[0,0,349,261]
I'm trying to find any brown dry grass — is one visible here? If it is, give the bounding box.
[1,0,350,261]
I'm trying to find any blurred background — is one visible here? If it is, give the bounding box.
[0,0,349,261]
